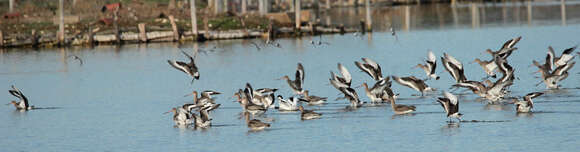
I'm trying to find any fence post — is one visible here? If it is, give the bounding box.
[561,0,566,26]
[9,0,14,12]
[138,23,148,42]
[365,0,372,32]
[88,26,94,46]
[242,0,247,14]
[295,0,301,29]
[169,15,180,41]
[114,7,121,44]
[0,31,3,47]
[190,0,199,39]
[58,0,65,44]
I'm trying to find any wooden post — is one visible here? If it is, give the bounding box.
[309,22,314,35]
[9,0,14,12]
[242,0,247,14]
[359,20,366,34]
[138,23,148,42]
[561,0,566,26]
[325,14,330,26]
[88,26,94,46]
[58,0,65,44]
[265,0,269,14]
[404,6,410,31]
[451,0,456,6]
[259,0,264,15]
[288,0,294,12]
[203,16,209,38]
[223,0,229,12]
[364,0,371,31]
[169,0,176,9]
[113,7,121,44]
[31,30,38,47]
[326,0,330,9]
[295,0,301,29]
[0,31,3,47]
[470,3,480,28]
[169,15,180,41]
[436,4,443,28]
[502,2,507,24]
[339,0,343,7]
[527,1,532,25]
[515,2,521,24]
[214,0,222,14]
[268,18,275,40]
[239,16,248,36]
[190,0,199,38]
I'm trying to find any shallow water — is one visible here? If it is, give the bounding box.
[2,3,580,151]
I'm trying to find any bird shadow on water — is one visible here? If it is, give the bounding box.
[211,124,239,128]
[391,113,417,119]
[323,115,383,119]
[483,104,512,111]
[11,107,63,114]
[245,127,294,135]
[528,111,580,114]
[173,124,239,132]
[32,107,63,110]
[515,112,535,118]
[390,112,444,119]
[458,120,511,123]
[440,123,461,136]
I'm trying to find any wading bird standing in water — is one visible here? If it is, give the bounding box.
[168,51,199,84]
[299,106,322,120]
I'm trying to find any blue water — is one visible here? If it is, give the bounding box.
[2,4,580,152]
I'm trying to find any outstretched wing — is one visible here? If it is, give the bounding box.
[167,60,190,74]
[436,97,450,114]
[9,86,29,107]
[524,92,544,101]
[338,63,352,85]
[427,50,436,63]
[296,63,305,86]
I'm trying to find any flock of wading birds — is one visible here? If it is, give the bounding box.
[6,36,579,131]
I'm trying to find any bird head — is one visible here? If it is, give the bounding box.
[163,108,177,114]
[6,101,17,106]
[277,75,290,80]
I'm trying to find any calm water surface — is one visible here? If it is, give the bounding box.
[2,3,580,151]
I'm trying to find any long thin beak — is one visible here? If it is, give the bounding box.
[184,93,193,97]
[275,77,284,80]
[5,103,11,106]
[163,111,170,114]
[354,84,363,88]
